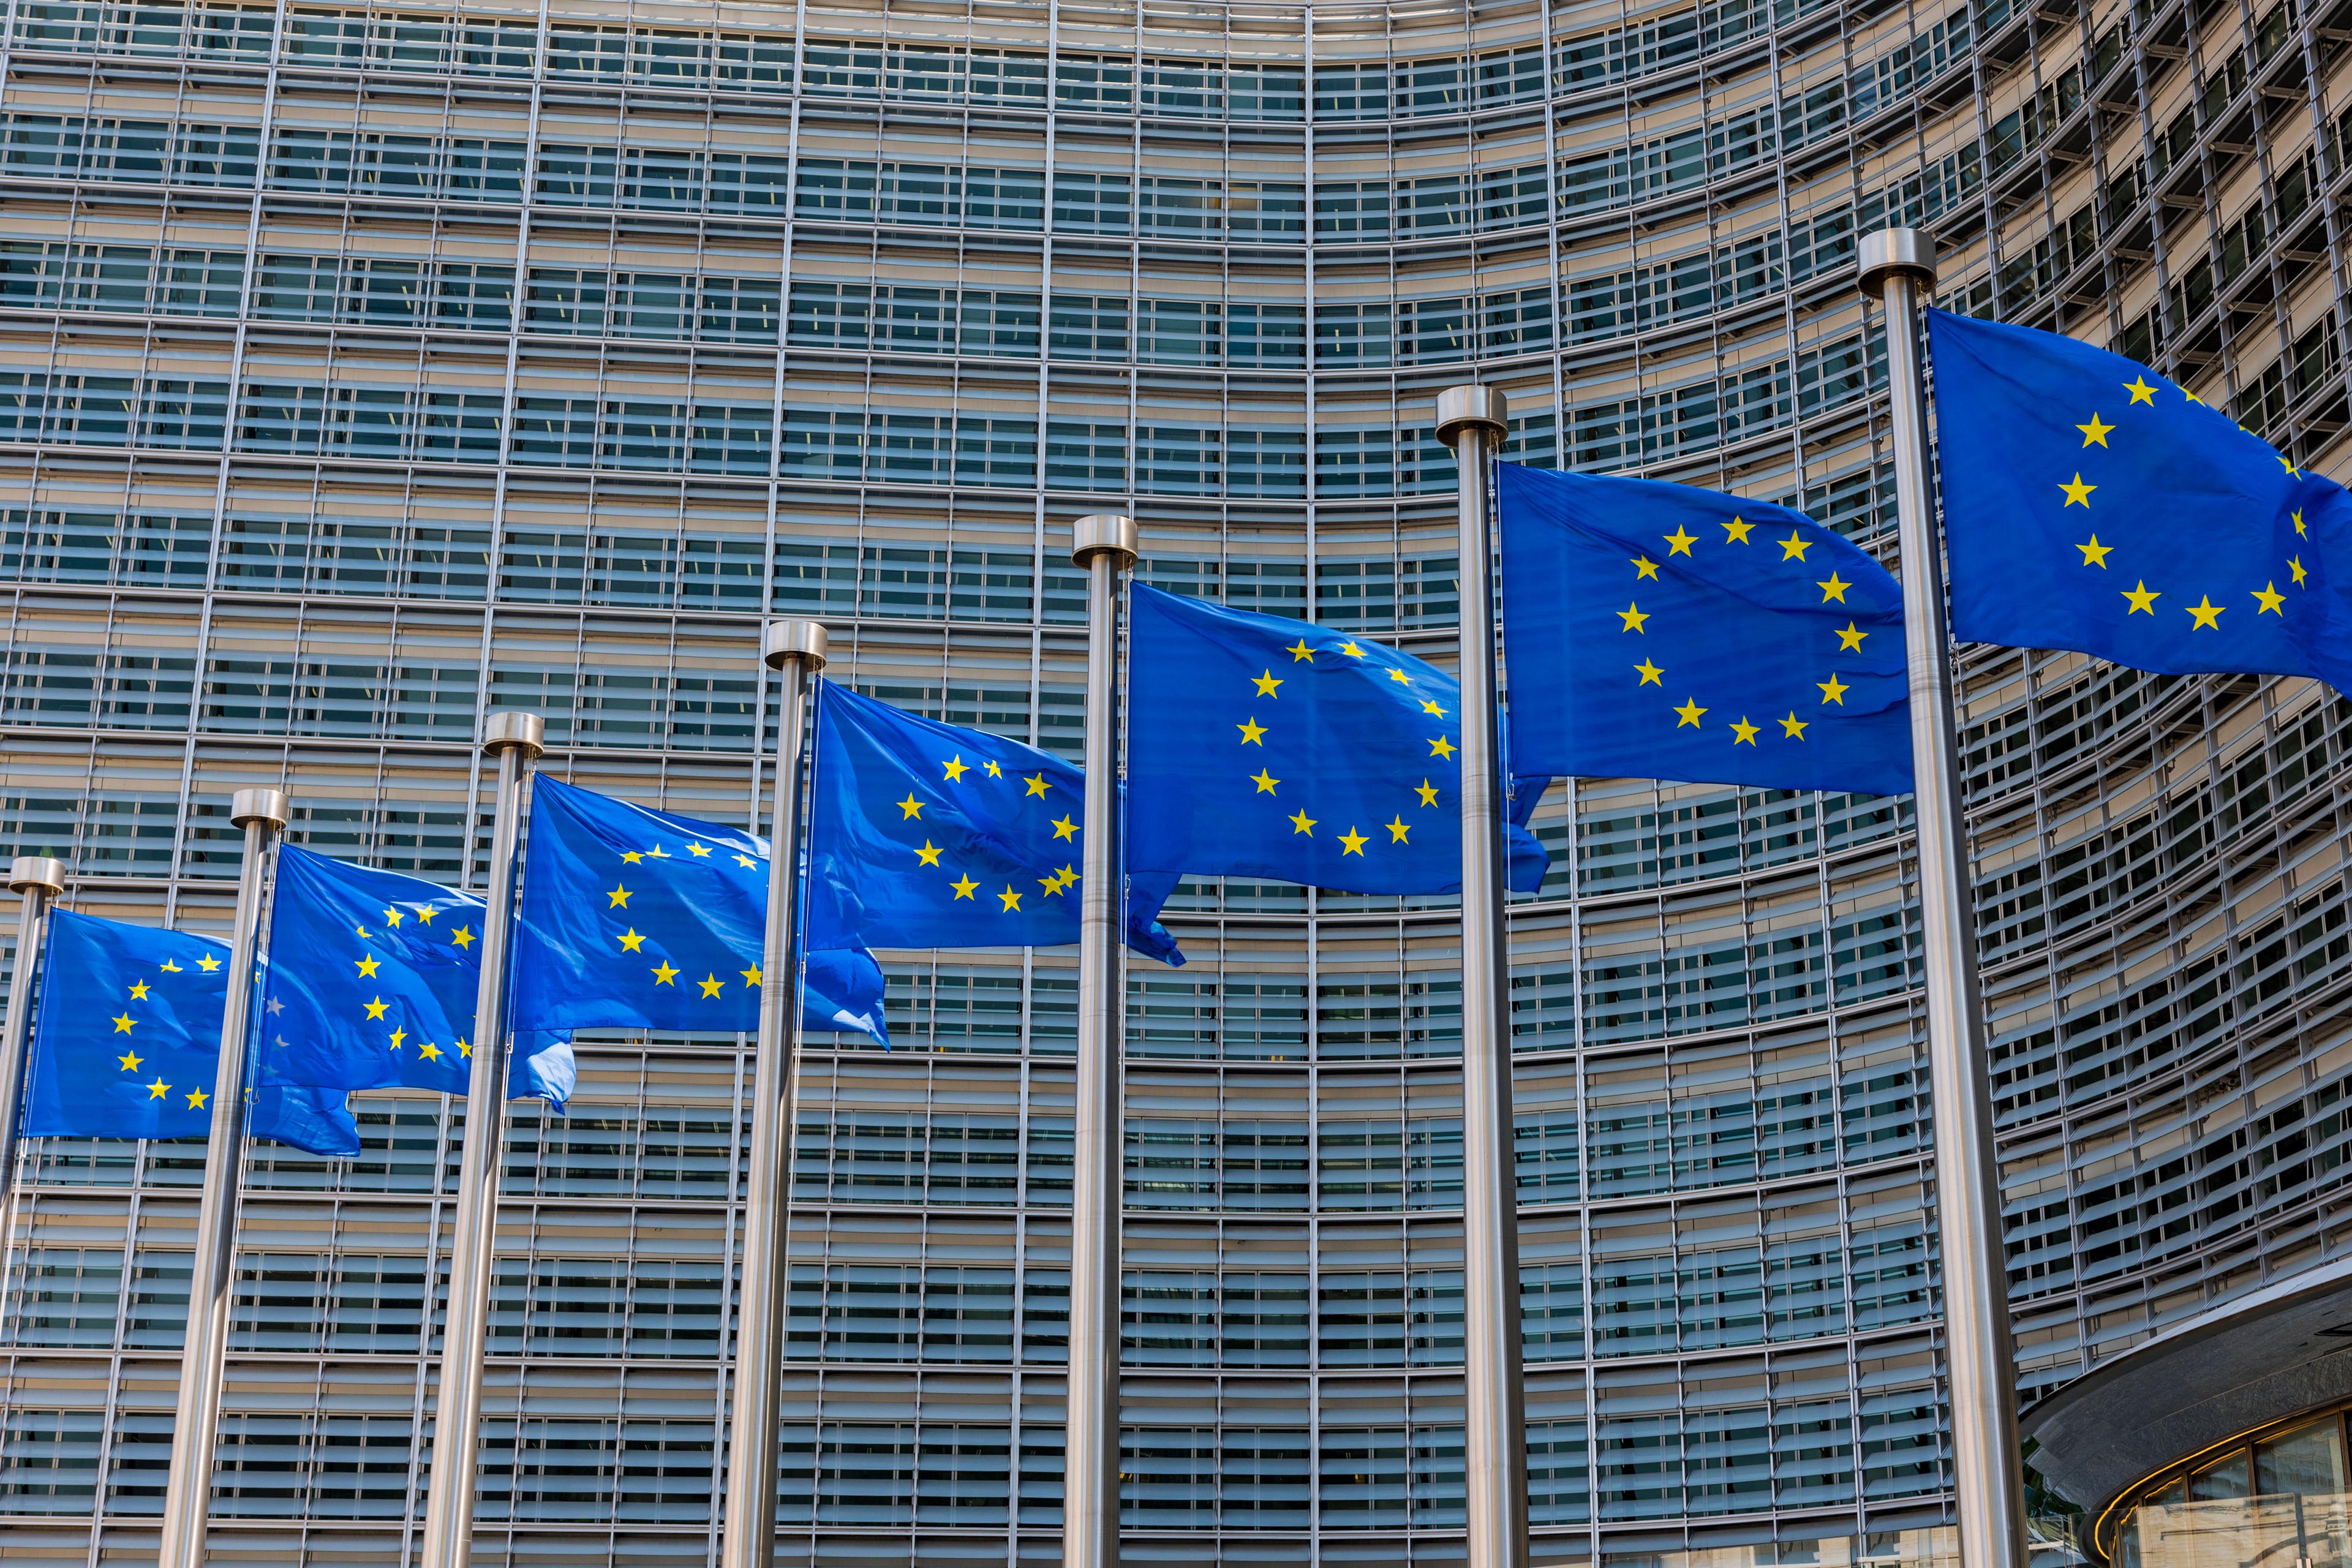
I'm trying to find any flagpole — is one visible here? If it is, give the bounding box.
[1065,511,1137,1568]
[156,786,288,1568]
[1860,228,2028,1568]
[0,857,66,1190]
[719,620,827,1568]
[418,710,544,1568]
[1436,387,1530,1568]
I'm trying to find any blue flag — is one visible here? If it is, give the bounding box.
[1929,309,2352,686]
[511,776,890,1044]
[807,680,1185,964]
[257,845,576,1109]
[1496,462,1914,797]
[22,910,360,1155]
[1125,584,1551,894]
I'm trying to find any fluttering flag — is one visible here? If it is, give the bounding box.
[1928,309,2352,687]
[511,777,889,1045]
[1125,583,1551,894]
[807,680,1186,964]
[258,845,576,1109]
[1496,462,1915,797]
[21,910,360,1155]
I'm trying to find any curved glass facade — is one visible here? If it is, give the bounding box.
[0,0,2343,1564]
[2108,1404,2352,1568]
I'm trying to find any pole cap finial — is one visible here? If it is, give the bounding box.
[230,788,290,831]
[1435,384,1509,450]
[1070,513,1139,570]
[481,710,546,760]
[763,619,829,672]
[1859,228,1938,296]
[8,856,63,896]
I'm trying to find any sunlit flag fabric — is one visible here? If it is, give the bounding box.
[511,777,889,1045]
[1125,584,1551,894]
[1496,462,1914,798]
[1928,309,2352,688]
[258,845,577,1109]
[806,680,1186,965]
[21,909,360,1155]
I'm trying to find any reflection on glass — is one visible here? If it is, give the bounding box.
[2119,1418,2352,1568]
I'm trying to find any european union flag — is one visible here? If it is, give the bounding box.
[22,910,360,1155]
[807,680,1185,964]
[1496,462,1914,797]
[1929,309,2352,686]
[257,845,576,1109]
[1125,584,1551,894]
[511,777,890,1044]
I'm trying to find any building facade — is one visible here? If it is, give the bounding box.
[0,0,2346,1564]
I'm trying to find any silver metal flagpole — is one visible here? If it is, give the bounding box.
[0,857,66,1188]
[1860,228,2028,1568]
[156,786,289,1568]
[1065,511,1137,1568]
[418,710,545,1568]
[1435,387,1529,1568]
[719,620,827,1568]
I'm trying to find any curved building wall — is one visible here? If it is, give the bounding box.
[0,1,2344,1566]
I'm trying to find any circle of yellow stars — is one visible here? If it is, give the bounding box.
[602,839,769,997]
[339,899,480,1061]
[1617,511,1864,744]
[1238,635,1453,857]
[900,753,1078,911]
[111,949,224,1109]
[2060,375,2307,630]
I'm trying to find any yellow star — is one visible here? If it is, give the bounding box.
[1385,816,1409,843]
[1251,769,1280,794]
[1723,516,1755,544]
[1286,638,1314,663]
[1673,698,1705,728]
[2290,557,2309,587]
[127,981,149,1000]
[111,1012,135,1035]
[186,1088,208,1110]
[364,997,389,1020]
[355,923,373,940]
[1385,666,1412,685]
[1778,531,1811,561]
[1835,622,1867,652]
[1817,674,1849,706]
[1040,869,1066,895]
[2122,581,2160,614]
[916,840,943,867]
[1237,717,1267,745]
[897,793,924,820]
[1338,641,1366,658]
[646,844,671,859]
[1415,779,1439,807]
[2186,595,2224,629]
[951,875,979,900]
[2059,473,2095,507]
[686,841,710,858]
[1024,774,1050,797]
[2280,452,2301,477]
[741,966,764,987]
[699,974,724,998]
[1289,810,1316,835]
[1253,669,1283,697]
[196,954,220,973]
[1631,555,1660,580]
[734,854,757,870]
[160,960,181,973]
[617,929,645,952]
[355,954,380,978]
[1779,712,1807,739]
[1420,699,1448,718]
[1052,815,1078,840]
[985,761,1002,778]
[116,1046,142,1072]
[457,1037,470,1058]
[418,1041,442,1062]
[1338,827,1369,856]
[1730,717,1760,745]
[2294,510,2307,538]
[1816,572,1850,604]
[382,905,404,928]
[943,755,969,782]
[1635,659,1664,685]
[2253,582,2286,615]
[146,1079,170,1101]
[416,907,435,924]
[1428,736,1456,760]
[1662,525,1697,556]
[620,851,644,864]
[451,925,475,950]
[2077,413,2114,447]
[1618,603,1649,633]
[2125,375,2157,405]
[652,962,679,986]
[997,885,1022,912]
[1054,865,1077,891]
[387,1028,406,1052]
[2077,536,2113,568]
[608,883,631,908]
